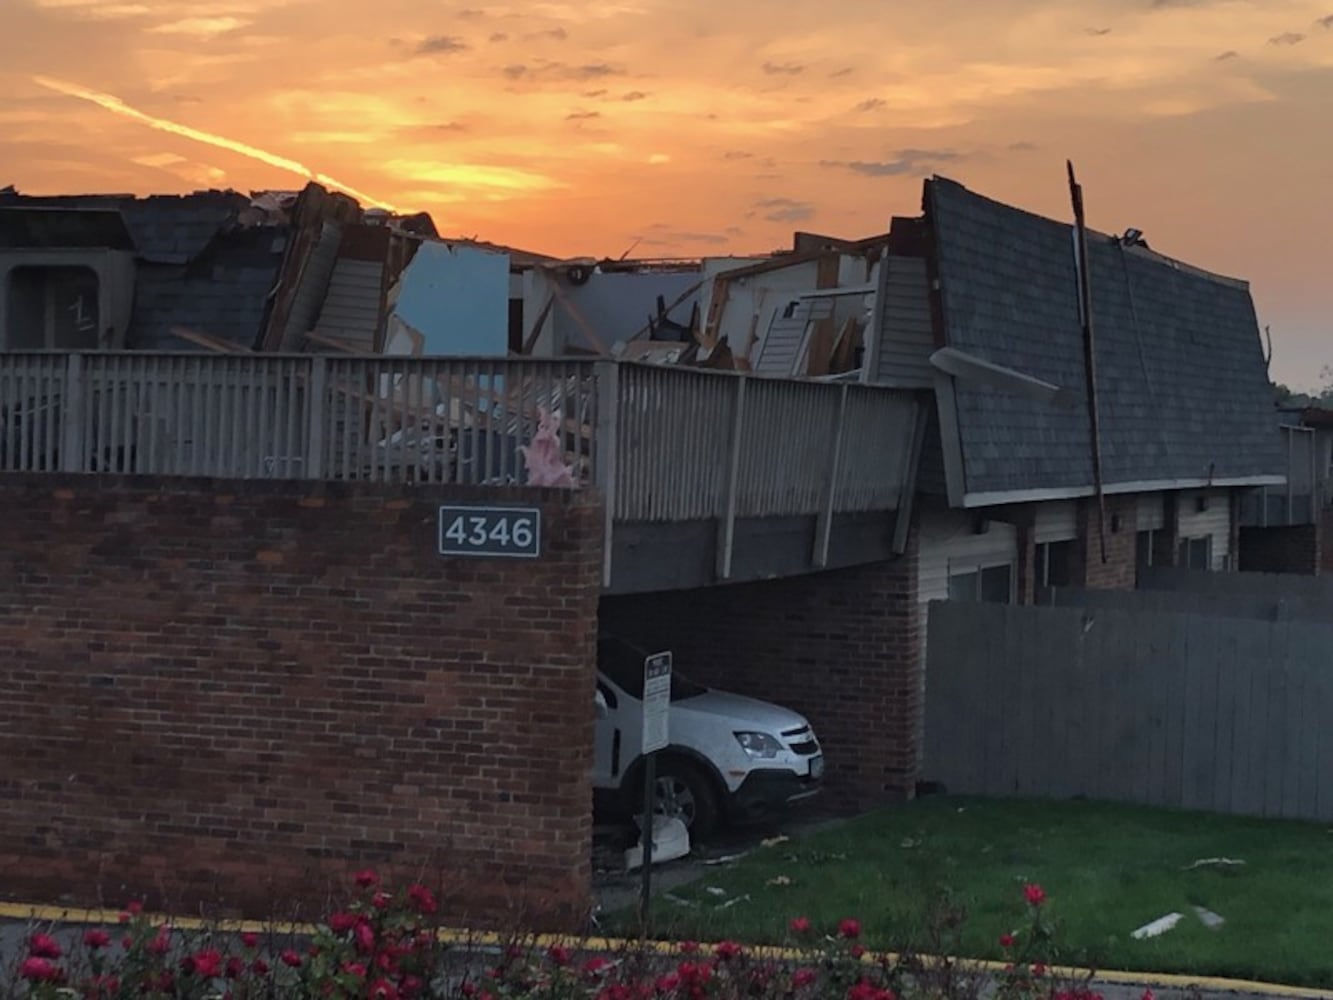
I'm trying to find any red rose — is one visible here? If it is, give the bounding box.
[849,944,866,959]
[20,957,62,983]
[678,941,699,954]
[252,958,270,975]
[999,933,1015,948]
[329,911,360,934]
[789,916,812,934]
[147,929,171,956]
[793,969,817,988]
[184,948,223,979]
[582,957,612,978]
[121,935,132,950]
[354,869,380,888]
[280,949,303,968]
[547,944,572,967]
[714,941,743,961]
[240,931,260,949]
[226,956,246,979]
[838,918,862,940]
[119,900,144,923]
[656,973,681,992]
[83,928,112,950]
[372,890,392,910]
[408,883,438,915]
[29,932,62,959]
[401,975,425,997]
[341,961,368,978]
[1023,884,1046,907]
[354,921,376,954]
[1142,991,1154,1000]
[1033,963,1047,978]
[369,979,400,1000]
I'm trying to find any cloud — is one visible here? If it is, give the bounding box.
[457,8,484,18]
[504,61,623,81]
[148,16,249,36]
[1007,140,1039,152]
[488,31,507,42]
[1085,26,1112,36]
[417,35,469,54]
[722,150,754,160]
[820,148,963,177]
[1269,32,1305,45]
[1319,14,1333,28]
[829,67,854,78]
[853,97,886,112]
[761,61,804,76]
[1215,49,1240,60]
[621,90,649,101]
[529,26,568,40]
[754,197,814,222]
[32,75,397,209]
[642,229,732,247]
[566,110,600,120]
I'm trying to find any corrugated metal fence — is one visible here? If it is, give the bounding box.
[925,598,1333,821]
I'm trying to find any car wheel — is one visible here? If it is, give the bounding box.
[653,759,719,841]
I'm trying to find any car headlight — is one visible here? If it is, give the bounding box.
[734,732,783,759]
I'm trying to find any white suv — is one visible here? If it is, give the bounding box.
[593,634,824,839]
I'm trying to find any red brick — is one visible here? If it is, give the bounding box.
[0,475,602,930]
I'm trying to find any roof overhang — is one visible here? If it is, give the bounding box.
[958,476,1288,510]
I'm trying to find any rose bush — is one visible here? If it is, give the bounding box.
[2,876,1123,1000]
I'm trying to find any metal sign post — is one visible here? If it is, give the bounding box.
[638,651,671,938]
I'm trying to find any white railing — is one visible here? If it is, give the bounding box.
[0,352,918,528]
[0,352,598,486]
[611,365,916,521]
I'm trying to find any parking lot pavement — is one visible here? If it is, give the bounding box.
[591,810,848,921]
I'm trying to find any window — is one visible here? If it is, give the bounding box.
[5,265,101,349]
[1035,540,1076,589]
[1179,536,1213,571]
[947,563,1013,603]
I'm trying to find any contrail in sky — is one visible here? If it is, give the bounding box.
[33,75,398,211]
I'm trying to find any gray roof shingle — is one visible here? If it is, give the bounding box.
[926,177,1285,498]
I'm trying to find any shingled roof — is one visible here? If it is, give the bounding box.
[925,176,1285,504]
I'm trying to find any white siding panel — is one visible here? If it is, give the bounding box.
[1033,500,1078,543]
[1138,493,1166,532]
[918,510,1019,604]
[317,258,384,352]
[872,256,933,388]
[1177,490,1232,569]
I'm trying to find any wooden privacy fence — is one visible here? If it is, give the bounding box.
[924,600,1333,821]
[0,351,917,524]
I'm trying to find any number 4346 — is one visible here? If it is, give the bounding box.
[443,514,535,549]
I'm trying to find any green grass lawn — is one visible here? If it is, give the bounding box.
[626,796,1333,987]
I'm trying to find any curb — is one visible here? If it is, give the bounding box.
[1,901,1328,999]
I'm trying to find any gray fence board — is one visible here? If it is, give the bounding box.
[925,600,1333,822]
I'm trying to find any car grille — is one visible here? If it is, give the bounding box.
[781,725,820,756]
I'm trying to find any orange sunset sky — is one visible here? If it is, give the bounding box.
[1,0,1329,387]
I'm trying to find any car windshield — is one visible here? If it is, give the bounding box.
[597,636,708,701]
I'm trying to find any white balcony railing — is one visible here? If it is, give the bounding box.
[0,351,919,529]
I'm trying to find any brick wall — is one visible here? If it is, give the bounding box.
[1239,523,1322,575]
[600,534,921,810]
[0,475,602,927]
[1075,495,1138,589]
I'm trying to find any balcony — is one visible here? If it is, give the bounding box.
[0,351,922,593]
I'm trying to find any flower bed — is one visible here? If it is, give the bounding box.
[3,872,1118,1000]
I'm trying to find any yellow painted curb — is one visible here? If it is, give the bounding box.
[1,901,1329,998]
